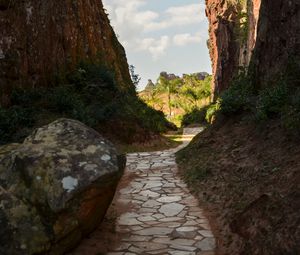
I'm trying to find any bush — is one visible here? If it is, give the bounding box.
[281,89,300,133]
[205,101,221,123]
[119,95,169,133]
[11,87,45,106]
[67,62,118,91]
[256,84,289,120]
[0,106,34,144]
[181,107,209,127]
[220,72,255,115]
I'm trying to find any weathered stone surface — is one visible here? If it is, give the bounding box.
[0,118,125,254]
[206,0,242,97]
[206,0,261,97]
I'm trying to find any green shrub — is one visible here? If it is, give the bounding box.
[120,95,169,133]
[67,62,118,91]
[256,84,289,120]
[48,85,92,124]
[206,101,221,123]
[181,107,209,127]
[0,106,34,144]
[280,89,300,133]
[1,62,171,144]
[220,73,254,115]
[11,87,45,106]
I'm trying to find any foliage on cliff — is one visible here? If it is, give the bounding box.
[207,59,300,134]
[0,63,171,145]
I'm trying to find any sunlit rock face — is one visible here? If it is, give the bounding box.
[0,118,125,255]
[206,0,241,97]
[0,0,132,105]
[206,0,262,97]
[239,0,261,68]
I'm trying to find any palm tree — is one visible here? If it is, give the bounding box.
[156,76,181,116]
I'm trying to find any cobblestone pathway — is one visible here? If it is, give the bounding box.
[107,128,215,255]
[70,128,215,255]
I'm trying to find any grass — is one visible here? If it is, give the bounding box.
[118,129,183,153]
[184,165,212,184]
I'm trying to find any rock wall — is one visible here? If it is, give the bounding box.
[0,0,132,105]
[207,0,300,97]
[251,0,300,87]
[206,0,240,96]
[239,0,261,68]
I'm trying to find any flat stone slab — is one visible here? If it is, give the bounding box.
[196,238,216,251]
[140,190,160,198]
[159,203,185,217]
[134,227,173,236]
[157,196,182,203]
[142,200,161,208]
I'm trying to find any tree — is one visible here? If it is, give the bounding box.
[129,65,141,88]
[156,76,182,117]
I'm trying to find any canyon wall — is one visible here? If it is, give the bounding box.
[0,0,132,105]
[207,0,299,97]
[206,0,240,96]
[251,0,300,87]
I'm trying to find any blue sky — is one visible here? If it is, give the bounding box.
[103,0,211,90]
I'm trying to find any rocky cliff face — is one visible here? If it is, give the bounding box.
[251,0,300,87]
[0,0,132,105]
[206,0,241,96]
[207,0,299,97]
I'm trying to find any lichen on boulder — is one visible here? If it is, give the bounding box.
[0,118,125,254]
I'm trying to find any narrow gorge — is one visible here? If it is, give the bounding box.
[0,0,299,254]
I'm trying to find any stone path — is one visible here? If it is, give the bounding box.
[71,128,215,255]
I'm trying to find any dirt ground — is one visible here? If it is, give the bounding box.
[176,116,300,255]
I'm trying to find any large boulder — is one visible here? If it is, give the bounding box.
[0,118,125,255]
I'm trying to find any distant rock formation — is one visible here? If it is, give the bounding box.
[160,72,180,81]
[142,72,210,92]
[0,119,125,255]
[144,79,155,91]
[183,72,209,80]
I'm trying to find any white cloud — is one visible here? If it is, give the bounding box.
[103,0,206,59]
[148,36,170,60]
[173,32,203,46]
[137,36,170,60]
[145,4,206,32]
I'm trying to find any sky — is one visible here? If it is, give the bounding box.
[102,0,211,91]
